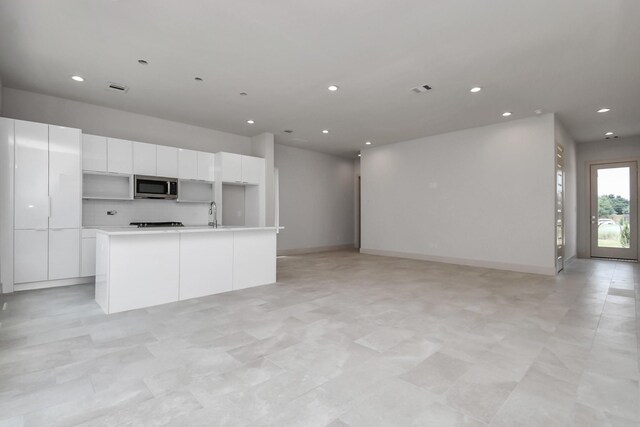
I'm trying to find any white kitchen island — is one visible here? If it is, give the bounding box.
[95,226,279,314]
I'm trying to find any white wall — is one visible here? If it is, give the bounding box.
[576,136,640,257]
[83,199,209,227]
[1,88,252,154]
[361,114,557,275]
[251,133,275,226]
[222,186,246,226]
[275,144,355,253]
[555,117,578,262]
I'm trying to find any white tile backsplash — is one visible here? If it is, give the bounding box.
[83,199,210,226]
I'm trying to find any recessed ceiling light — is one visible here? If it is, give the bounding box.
[322,130,329,134]
[138,59,148,65]
[470,87,482,93]
[247,120,255,124]
[605,132,614,136]
[328,85,339,91]
[358,154,362,157]
[194,77,203,82]
[365,141,372,145]
[597,108,611,113]
[71,75,84,82]
[502,111,512,117]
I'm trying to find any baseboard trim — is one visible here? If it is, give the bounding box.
[564,255,576,266]
[278,244,353,256]
[360,248,556,276]
[14,276,95,292]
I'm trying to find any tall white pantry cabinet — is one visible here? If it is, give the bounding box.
[0,118,83,293]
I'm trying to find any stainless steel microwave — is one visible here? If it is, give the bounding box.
[134,175,178,200]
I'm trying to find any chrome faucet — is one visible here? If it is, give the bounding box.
[208,201,218,228]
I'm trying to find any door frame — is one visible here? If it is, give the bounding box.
[588,159,639,260]
[555,143,565,273]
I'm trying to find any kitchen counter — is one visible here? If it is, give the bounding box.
[95,225,281,314]
[93,225,282,236]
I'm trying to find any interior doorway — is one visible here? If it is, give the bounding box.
[590,161,638,260]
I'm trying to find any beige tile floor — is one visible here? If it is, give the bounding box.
[0,250,638,426]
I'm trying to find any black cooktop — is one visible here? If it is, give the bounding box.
[130,221,184,228]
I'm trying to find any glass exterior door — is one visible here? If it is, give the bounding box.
[590,162,638,260]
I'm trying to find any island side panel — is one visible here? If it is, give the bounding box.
[232,229,277,290]
[95,232,110,313]
[108,233,180,314]
[179,232,234,300]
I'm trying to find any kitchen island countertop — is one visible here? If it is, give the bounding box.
[93,225,283,236]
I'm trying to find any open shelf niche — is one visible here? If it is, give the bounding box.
[82,172,133,200]
[177,180,214,203]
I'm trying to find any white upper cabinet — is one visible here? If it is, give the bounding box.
[197,152,215,182]
[241,156,264,185]
[82,134,217,183]
[133,142,157,176]
[14,120,49,230]
[217,152,264,185]
[156,145,178,177]
[219,152,243,183]
[178,149,198,180]
[107,138,133,174]
[49,126,81,229]
[82,134,107,172]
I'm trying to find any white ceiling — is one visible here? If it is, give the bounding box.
[0,0,639,156]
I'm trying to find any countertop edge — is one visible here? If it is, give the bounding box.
[94,226,284,236]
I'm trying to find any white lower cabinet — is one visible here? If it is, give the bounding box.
[14,229,48,284]
[233,230,276,290]
[106,234,180,313]
[81,237,96,277]
[179,233,233,299]
[49,229,80,280]
[96,229,278,314]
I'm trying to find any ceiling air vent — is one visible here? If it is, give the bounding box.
[107,82,129,93]
[411,84,432,94]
